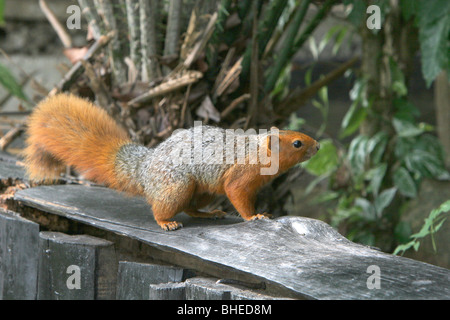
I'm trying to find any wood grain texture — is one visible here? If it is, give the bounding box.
[14,185,450,300]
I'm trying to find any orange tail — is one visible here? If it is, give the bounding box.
[24,94,131,189]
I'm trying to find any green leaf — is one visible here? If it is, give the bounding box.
[393,167,417,198]
[393,240,416,255]
[355,197,376,221]
[365,163,387,197]
[392,117,424,138]
[347,135,369,175]
[416,0,450,87]
[344,0,367,27]
[394,221,412,244]
[404,149,449,179]
[303,139,338,176]
[0,62,28,101]
[366,131,389,165]
[374,187,397,217]
[340,102,367,139]
[400,0,418,20]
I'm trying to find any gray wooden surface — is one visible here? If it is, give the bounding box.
[37,232,117,300]
[14,184,450,299]
[0,209,39,299]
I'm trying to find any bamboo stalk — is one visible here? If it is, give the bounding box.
[139,0,159,82]
[206,0,231,70]
[126,0,142,81]
[95,0,127,84]
[264,0,311,94]
[77,0,103,39]
[183,12,218,69]
[241,0,288,83]
[291,0,336,58]
[163,0,182,74]
[245,0,260,130]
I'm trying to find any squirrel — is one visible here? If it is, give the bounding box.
[23,93,320,231]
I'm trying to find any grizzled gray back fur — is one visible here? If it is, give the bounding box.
[115,125,271,201]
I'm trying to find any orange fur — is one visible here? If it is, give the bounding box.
[24,94,132,191]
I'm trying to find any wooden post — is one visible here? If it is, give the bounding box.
[37,232,117,300]
[0,209,40,300]
[116,261,188,300]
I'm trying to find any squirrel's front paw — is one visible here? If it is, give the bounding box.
[250,213,272,221]
[159,221,183,231]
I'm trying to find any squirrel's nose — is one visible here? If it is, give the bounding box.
[316,142,320,151]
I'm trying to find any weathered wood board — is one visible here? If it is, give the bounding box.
[116,261,187,300]
[14,184,450,299]
[37,231,117,300]
[0,209,40,299]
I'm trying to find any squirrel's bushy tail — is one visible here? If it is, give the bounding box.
[24,94,132,190]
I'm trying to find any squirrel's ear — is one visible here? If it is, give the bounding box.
[266,132,280,153]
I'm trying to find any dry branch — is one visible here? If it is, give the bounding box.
[128,71,203,106]
[39,0,72,48]
[49,32,115,96]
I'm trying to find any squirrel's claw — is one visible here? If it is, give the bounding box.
[250,213,272,221]
[160,221,183,231]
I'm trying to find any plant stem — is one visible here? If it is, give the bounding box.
[139,0,159,81]
[264,0,311,94]
[126,0,142,81]
[163,0,182,74]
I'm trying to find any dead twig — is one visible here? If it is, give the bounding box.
[128,71,203,107]
[0,125,25,151]
[39,0,72,48]
[49,31,115,96]
[220,93,251,119]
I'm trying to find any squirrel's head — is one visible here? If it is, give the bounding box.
[265,127,320,170]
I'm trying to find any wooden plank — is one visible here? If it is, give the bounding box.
[116,261,188,300]
[37,231,117,300]
[0,209,40,299]
[148,282,186,300]
[14,185,450,299]
[185,277,284,300]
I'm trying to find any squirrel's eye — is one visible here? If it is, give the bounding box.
[293,140,302,148]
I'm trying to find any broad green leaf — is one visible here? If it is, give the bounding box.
[303,139,338,176]
[404,149,449,179]
[394,221,412,244]
[365,163,387,197]
[340,102,367,139]
[393,98,420,121]
[416,0,450,86]
[355,197,376,221]
[392,117,424,138]
[366,131,388,165]
[374,187,397,217]
[347,135,369,175]
[393,167,417,198]
[0,62,28,101]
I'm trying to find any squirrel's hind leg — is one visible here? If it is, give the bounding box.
[149,181,197,231]
[184,193,226,219]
